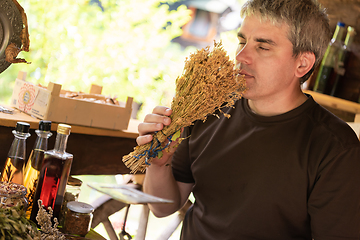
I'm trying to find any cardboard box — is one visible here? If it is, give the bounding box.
[11,72,133,130]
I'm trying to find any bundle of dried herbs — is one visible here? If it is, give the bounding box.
[0,205,40,240]
[123,41,246,173]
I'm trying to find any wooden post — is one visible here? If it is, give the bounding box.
[134,204,150,240]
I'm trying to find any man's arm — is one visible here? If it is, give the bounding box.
[144,163,193,217]
[137,106,193,217]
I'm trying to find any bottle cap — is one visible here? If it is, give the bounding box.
[15,122,30,133]
[57,124,71,135]
[337,22,345,27]
[67,201,94,214]
[67,176,83,187]
[347,26,356,34]
[39,120,52,131]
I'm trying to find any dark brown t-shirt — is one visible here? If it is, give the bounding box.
[172,95,360,240]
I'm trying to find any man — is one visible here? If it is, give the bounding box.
[136,0,360,239]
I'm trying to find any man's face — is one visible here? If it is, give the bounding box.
[236,15,300,101]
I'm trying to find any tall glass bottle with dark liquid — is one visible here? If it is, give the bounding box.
[0,122,31,185]
[313,22,346,94]
[23,120,52,218]
[30,124,73,223]
[330,26,356,97]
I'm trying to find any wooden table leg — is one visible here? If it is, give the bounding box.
[134,204,150,240]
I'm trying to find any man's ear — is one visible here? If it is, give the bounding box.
[295,52,316,78]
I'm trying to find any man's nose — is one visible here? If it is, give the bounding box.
[235,45,251,65]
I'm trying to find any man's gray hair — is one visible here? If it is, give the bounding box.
[241,0,331,82]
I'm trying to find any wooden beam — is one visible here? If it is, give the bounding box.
[304,90,360,121]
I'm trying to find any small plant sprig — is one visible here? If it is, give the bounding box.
[123,41,246,173]
[35,200,66,240]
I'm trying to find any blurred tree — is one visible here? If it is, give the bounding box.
[0,0,193,119]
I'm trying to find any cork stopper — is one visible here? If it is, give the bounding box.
[57,124,71,135]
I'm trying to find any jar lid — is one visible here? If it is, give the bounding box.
[67,176,83,186]
[67,201,94,214]
[39,120,52,131]
[57,124,71,135]
[15,122,30,133]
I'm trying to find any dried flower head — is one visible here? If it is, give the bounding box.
[36,200,66,240]
[123,41,246,173]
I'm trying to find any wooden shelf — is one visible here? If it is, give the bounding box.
[303,90,360,123]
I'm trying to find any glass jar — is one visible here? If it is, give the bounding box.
[64,201,94,237]
[65,176,82,201]
[0,181,28,215]
[59,176,82,226]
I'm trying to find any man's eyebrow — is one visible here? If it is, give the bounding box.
[237,32,276,46]
[237,32,245,39]
[255,37,276,46]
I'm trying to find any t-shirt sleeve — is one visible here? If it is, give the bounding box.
[309,145,360,239]
[171,126,195,183]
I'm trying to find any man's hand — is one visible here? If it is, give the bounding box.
[137,106,172,145]
[136,106,179,166]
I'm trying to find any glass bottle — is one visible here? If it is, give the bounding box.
[313,22,346,94]
[30,123,73,224]
[0,122,31,185]
[23,120,52,218]
[330,26,356,97]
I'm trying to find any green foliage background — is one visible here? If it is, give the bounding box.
[0,0,243,121]
[0,0,241,238]
[0,0,197,119]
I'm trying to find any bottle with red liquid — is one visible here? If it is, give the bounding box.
[30,123,73,224]
[0,122,31,185]
[23,120,52,219]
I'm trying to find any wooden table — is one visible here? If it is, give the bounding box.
[85,229,108,240]
[0,104,140,175]
[62,229,107,240]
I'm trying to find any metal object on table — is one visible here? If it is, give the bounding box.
[0,0,23,73]
[0,105,14,114]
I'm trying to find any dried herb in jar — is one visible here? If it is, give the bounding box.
[0,181,28,215]
[64,201,94,237]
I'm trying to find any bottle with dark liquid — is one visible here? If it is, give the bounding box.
[30,124,73,224]
[330,26,356,97]
[313,22,346,94]
[0,122,31,185]
[23,120,52,219]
